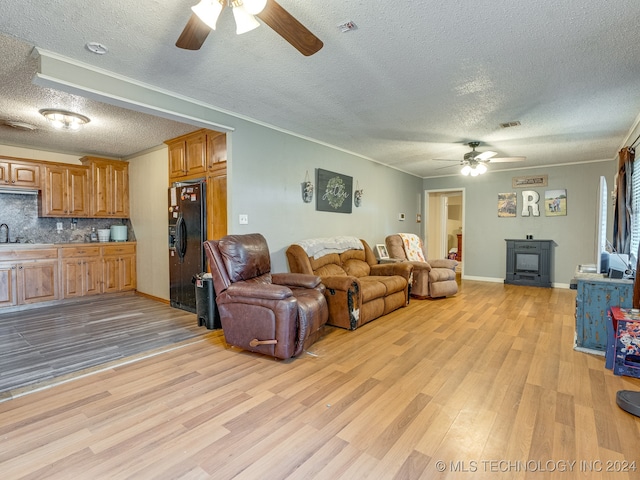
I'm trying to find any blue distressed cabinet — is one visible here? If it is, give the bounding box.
[575,276,633,353]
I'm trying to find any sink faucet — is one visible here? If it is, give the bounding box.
[0,224,8,243]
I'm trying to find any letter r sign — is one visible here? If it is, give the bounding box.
[521,190,540,216]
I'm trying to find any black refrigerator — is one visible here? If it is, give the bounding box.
[168,181,206,313]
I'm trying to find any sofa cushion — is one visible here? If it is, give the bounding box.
[429,268,457,282]
[339,248,370,277]
[309,252,341,272]
[358,277,388,302]
[373,275,408,295]
[315,263,347,277]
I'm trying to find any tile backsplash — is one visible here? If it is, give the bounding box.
[0,193,135,244]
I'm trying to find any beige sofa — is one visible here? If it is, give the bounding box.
[385,234,458,299]
[286,237,412,330]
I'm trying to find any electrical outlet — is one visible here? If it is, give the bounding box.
[56,222,63,232]
[239,214,249,225]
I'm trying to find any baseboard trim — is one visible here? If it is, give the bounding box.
[461,275,571,289]
[135,291,170,304]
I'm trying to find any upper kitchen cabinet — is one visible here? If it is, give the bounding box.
[39,164,90,217]
[165,129,227,184]
[80,157,130,218]
[0,157,40,190]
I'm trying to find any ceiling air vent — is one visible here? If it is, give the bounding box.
[500,121,521,129]
[1,120,37,131]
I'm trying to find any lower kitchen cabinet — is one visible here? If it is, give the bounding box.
[0,249,59,308]
[102,244,136,293]
[0,243,136,311]
[60,245,102,298]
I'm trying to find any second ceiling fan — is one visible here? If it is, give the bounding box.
[176,0,323,56]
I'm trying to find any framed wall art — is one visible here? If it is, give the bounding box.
[498,192,517,217]
[316,168,353,213]
[512,174,548,188]
[545,189,567,216]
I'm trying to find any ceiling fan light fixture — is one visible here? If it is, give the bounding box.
[232,3,260,34]
[242,0,267,15]
[461,165,472,176]
[476,163,488,174]
[191,0,224,30]
[40,109,90,131]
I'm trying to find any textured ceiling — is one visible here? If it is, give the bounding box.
[1,0,640,175]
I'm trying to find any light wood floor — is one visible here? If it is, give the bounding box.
[1,281,639,479]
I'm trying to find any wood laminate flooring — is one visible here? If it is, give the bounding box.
[0,294,208,399]
[1,281,640,479]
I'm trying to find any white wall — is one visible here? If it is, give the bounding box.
[127,146,170,299]
[423,161,616,286]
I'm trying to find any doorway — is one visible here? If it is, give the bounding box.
[425,189,465,274]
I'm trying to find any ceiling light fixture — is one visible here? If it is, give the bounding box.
[191,0,266,34]
[461,162,487,176]
[40,109,90,131]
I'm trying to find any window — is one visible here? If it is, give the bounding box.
[630,165,640,265]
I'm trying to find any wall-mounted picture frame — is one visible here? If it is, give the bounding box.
[498,192,517,217]
[316,168,352,213]
[375,244,389,259]
[512,174,548,188]
[545,189,567,216]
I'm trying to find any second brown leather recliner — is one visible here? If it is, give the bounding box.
[204,233,328,359]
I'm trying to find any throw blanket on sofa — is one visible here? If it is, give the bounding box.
[295,236,363,259]
[398,233,426,262]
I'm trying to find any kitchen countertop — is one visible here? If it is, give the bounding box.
[0,241,136,250]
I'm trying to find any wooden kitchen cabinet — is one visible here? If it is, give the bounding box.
[60,245,102,298]
[39,164,90,217]
[207,162,228,240]
[81,156,130,218]
[0,158,40,189]
[0,263,17,307]
[0,248,59,308]
[166,129,227,240]
[166,129,227,184]
[102,243,136,293]
[166,130,208,182]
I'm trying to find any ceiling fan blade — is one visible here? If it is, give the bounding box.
[487,156,526,163]
[257,0,323,56]
[476,150,497,161]
[176,13,212,50]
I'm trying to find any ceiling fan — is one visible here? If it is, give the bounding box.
[176,0,323,56]
[435,141,525,176]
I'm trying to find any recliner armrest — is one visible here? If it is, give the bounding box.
[225,282,293,300]
[370,262,413,280]
[320,275,359,291]
[428,258,458,270]
[272,272,322,289]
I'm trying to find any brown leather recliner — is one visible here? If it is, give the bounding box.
[203,233,328,359]
[385,234,458,299]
